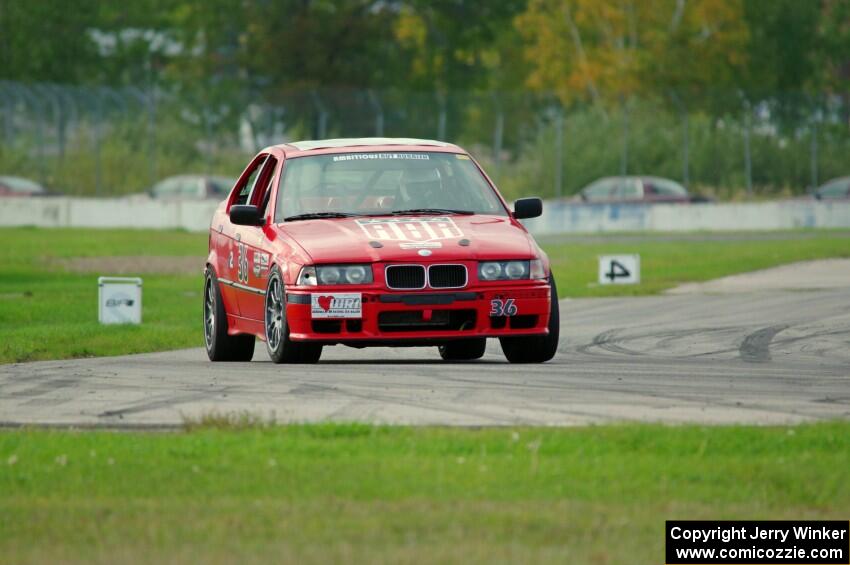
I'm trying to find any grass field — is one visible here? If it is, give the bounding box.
[1,422,848,564]
[0,228,206,363]
[546,230,850,297]
[2,227,849,363]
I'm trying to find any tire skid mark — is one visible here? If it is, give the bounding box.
[310,377,625,424]
[772,328,850,347]
[394,366,842,420]
[739,325,789,363]
[304,382,538,425]
[814,396,850,405]
[97,386,240,419]
[578,329,645,356]
[6,377,81,399]
[576,326,747,359]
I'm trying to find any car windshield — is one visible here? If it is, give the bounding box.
[0,176,43,194]
[817,178,849,199]
[274,152,507,221]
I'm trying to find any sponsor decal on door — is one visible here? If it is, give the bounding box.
[252,252,270,277]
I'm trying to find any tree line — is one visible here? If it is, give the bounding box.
[2,0,847,105]
[0,0,848,197]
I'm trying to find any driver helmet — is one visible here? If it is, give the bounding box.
[400,167,443,203]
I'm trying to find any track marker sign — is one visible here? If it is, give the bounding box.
[98,277,142,324]
[598,255,640,285]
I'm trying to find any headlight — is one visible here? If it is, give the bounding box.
[319,266,341,284]
[479,262,503,280]
[478,260,546,281]
[344,265,368,284]
[298,264,373,286]
[479,260,530,281]
[504,261,528,279]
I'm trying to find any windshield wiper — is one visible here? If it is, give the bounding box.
[386,208,474,216]
[283,212,360,222]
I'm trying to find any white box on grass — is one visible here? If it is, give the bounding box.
[98,277,142,324]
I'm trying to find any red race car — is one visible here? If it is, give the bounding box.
[204,138,559,364]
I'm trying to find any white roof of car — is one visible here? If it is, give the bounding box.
[287,137,454,151]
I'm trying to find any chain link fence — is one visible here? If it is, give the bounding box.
[1,80,848,200]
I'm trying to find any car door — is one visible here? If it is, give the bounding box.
[615,178,642,203]
[218,156,267,317]
[233,155,279,321]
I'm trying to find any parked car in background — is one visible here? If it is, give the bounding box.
[0,176,47,197]
[149,175,236,200]
[812,177,850,200]
[575,176,707,204]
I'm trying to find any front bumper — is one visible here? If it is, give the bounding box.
[286,283,551,343]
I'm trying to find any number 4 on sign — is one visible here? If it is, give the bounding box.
[598,255,640,285]
[606,260,630,281]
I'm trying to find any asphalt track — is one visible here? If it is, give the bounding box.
[2,284,848,427]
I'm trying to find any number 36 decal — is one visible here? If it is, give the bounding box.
[490,298,518,317]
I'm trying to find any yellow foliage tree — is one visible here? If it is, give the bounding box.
[516,0,750,105]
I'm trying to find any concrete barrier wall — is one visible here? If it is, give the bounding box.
[0,197,220,232]
[2,196,850,234]
[523,199,850,234]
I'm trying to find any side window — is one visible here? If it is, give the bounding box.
[249,156,278,214]
[583,179,615,201]
[232,158,266,206]
[152,177,181,198]
[610,180,625,199]
[648,178,687,196]
[210,177,235,198]
[182,178,204,198]
[616,178,641,199]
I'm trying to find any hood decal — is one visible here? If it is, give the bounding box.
[277,214,531,264]
[356,216,462,244]
[400,241,442,249]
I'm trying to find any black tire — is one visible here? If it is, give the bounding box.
[438,338,487,361]
[204,269,255,362]
[499,277,560,363]
[265,266,323,364]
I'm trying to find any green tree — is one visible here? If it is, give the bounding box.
[739,0,822,97]
[394,0,527,92]
[0,0,100,82]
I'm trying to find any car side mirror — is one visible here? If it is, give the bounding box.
[230,204,264,226]
[513,197,543,219]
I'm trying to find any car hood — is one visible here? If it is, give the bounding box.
[275,214,536,264]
